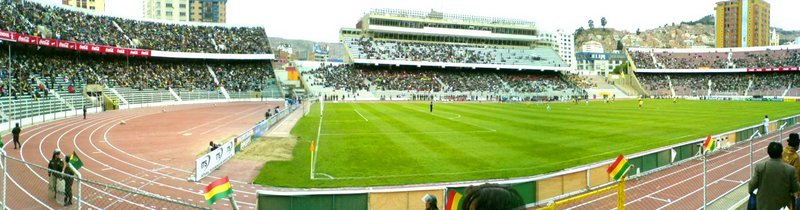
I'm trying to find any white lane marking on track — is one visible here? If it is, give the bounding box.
[101,106,262,185]
[81,113,259,206]
[177,105,263,135]
[197,106,268,135]
[568,127,792,210]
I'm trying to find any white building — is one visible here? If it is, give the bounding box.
[143,0,190,22]
[538,29,576,69]
[770,29,780,46]
[581,41,604,53]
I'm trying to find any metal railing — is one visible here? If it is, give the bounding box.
[0,151,208,209]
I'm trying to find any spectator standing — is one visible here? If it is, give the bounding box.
[749,142,799,210]
[784,133,800,208]
[764,115,770,134]
[422,194,438,210]
[47,149,63,199]
[12,123,21,149]
[62,155,74,206]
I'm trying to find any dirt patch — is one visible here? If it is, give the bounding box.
[233,136,297,162]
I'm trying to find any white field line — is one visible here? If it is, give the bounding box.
[320,130,495,136]
[354,109,368,122]
[406,105,495,132]
[312,104,324,180]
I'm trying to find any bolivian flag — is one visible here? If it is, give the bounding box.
[204,176,234,205]
[70,151,83,170]
[445,190,463,210]
[703,134,716,153]
[606,154,631,181]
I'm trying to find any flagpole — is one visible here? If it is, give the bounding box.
[703,152,707,210]
[228,194,239,210]
[617,176,625,210]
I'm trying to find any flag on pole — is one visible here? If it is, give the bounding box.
[204,176,234,205]
[703,134,716,153]
[69,151,83,170]
[445,190,463,210]
[607,154,631,181]
[310,141,316,154]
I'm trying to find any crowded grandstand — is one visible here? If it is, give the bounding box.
[631,47,800,97]
[0,0,279,113]
[301,9,588,101]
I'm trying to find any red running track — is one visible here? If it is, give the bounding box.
[546,126,798,210]
[1,102,279,210]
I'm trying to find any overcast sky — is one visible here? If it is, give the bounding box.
[41,0,800,43]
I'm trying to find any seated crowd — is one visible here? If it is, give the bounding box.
[348,37,564,66]
[0,43,273,99]
[630,49,800,70]
[305,64,580,94]
[0,0,270,54]
[637,72,800,96]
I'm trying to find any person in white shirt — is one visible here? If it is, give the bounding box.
[764,115,770,134]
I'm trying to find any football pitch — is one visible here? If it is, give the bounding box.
[255,99,800,188]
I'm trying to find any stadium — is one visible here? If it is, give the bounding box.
[0,0,799,210]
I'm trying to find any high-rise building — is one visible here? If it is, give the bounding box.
[62,0,105,12]
[143,0,225,23]
[143,0,190,22]
[715,0,770,48]
[190,0,226,23]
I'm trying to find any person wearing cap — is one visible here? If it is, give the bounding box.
[784,133,800,208]
[423,194,438,210]
[47,149,64,199]
[12,123,20,149]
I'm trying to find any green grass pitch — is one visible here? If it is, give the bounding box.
[254,99,800,188]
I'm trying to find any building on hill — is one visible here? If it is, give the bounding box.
[580,41,604,53]
[715,0,770,48]
[575,52,627,76]
[339,8,569,70]
[61,0,104,12]
[771,29,780,46]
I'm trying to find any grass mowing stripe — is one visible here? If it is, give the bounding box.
[375,104,494,170]
[255,100,800,187]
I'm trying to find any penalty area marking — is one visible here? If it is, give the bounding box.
[313,173,335,180]
[406,105,493,131]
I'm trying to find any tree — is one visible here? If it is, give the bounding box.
[601,17,607,29]
[588,19,594,29]
[616,40,624,51]
[636,28,641,35]
[575,27,585,36]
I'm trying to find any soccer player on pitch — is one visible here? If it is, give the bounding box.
[638,98,644,109]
